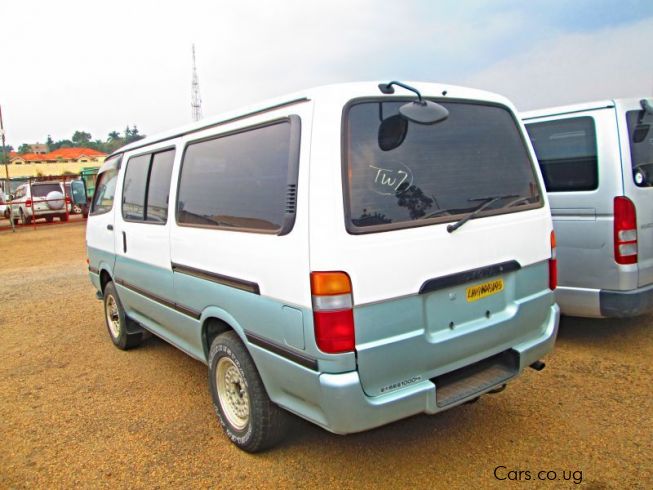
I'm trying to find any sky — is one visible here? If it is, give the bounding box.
[1,0,652,147]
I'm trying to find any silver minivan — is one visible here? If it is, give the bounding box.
[523,98,653,318]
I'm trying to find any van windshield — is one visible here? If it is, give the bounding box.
[344,100,542,233]
[626,110,653,187]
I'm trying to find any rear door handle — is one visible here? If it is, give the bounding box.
[107,224,113,231]
[122,231,127,253]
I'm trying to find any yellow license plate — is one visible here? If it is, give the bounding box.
[466,278,504,302]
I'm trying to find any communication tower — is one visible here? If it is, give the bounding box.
[191,44,203,122]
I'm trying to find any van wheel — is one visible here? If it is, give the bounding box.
[103,281,142,350]
[60,214,69,222]
[46,217,54,223]
[209,331,287,452]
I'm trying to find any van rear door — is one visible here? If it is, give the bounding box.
[620,100,653,287]
[310,97,554,397]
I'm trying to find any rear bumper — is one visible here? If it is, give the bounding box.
[263,303,559,435]
[599,283,653,318]
[557,283,653,318]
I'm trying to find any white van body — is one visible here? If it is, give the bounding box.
[87,82,559,451]
[523,98,653,318]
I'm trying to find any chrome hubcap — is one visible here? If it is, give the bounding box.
[216,357,250,430]
[106,294,121,338]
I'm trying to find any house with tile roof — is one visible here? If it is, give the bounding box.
[6,147,107,178]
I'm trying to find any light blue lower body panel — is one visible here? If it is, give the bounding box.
[251,303,559,434]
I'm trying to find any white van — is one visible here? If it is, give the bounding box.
[87,81,559,451]
[523,98,653,318]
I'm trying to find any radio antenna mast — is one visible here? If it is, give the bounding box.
[191,44,203,122]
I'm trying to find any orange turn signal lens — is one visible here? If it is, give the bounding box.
[310,271,352,296]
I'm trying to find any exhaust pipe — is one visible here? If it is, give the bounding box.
[530,360,546,371]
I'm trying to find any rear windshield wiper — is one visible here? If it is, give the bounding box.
[447,194,518,233]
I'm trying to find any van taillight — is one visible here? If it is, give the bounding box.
[549,231,557,290]
[25,199,32,207]
[614,196,638,265]
[310,271,355,354]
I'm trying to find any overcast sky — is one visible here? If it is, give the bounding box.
[2,0,652,147]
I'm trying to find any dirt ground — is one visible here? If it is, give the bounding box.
[1,222,651,489]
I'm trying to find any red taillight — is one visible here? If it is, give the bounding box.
[313,310,355,353]
[549,231,557,290]
[310,271,355,354]
[65,196,71,204]
[614,196,638,265]
[25,199,32,207]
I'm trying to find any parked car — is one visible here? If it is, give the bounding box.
[87,81,559,452]
[10,181,72,224]
[523,98,653,318]
[0,193,9,219]
[65,179,89,217]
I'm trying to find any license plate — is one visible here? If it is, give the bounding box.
[466,278,504,302]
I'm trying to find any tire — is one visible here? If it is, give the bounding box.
[45,190,65,210]
[46,216,54,223]
[209,331,287,452]
[59,213,69,222]
[103,281,142,350]
[20,209,31,225]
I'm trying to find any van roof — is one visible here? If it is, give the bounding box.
[521,97,647,120]
[113,81,514,157]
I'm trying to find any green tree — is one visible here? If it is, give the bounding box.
[18,143,31,153]
[72,130,92,146]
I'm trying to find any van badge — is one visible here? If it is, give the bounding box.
[380,375,422,393]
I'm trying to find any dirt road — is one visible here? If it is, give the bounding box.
[1,222,651,488]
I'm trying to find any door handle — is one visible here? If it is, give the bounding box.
[122,231,127,253]
[107,224,113,231]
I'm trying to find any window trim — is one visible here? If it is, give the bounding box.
[525,115,599,193]
[175,116,301,235]
[121,147,176,226]
[90,155,122,216]
[341,97,544,235]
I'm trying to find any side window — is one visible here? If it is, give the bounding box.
[122,154,149,221]
[146,150,175,223]
[526,116,598,192]
[177,119,299,234]
[91,169,118,215]
[122,149,175,223]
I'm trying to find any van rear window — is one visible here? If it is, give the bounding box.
[626,110,653,187]
[525,117,598,192]
[344,100,542,233]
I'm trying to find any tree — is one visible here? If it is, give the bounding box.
[125,125,144,144]
[46,135,54,148]
[18,143,31,153]
[72,130,92,146]
[108,131,120,141]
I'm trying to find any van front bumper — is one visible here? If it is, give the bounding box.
[272,303,559,435]
[600,283,653,318]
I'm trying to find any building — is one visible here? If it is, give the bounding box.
[29,143,49,154]
[6,147,107,178]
